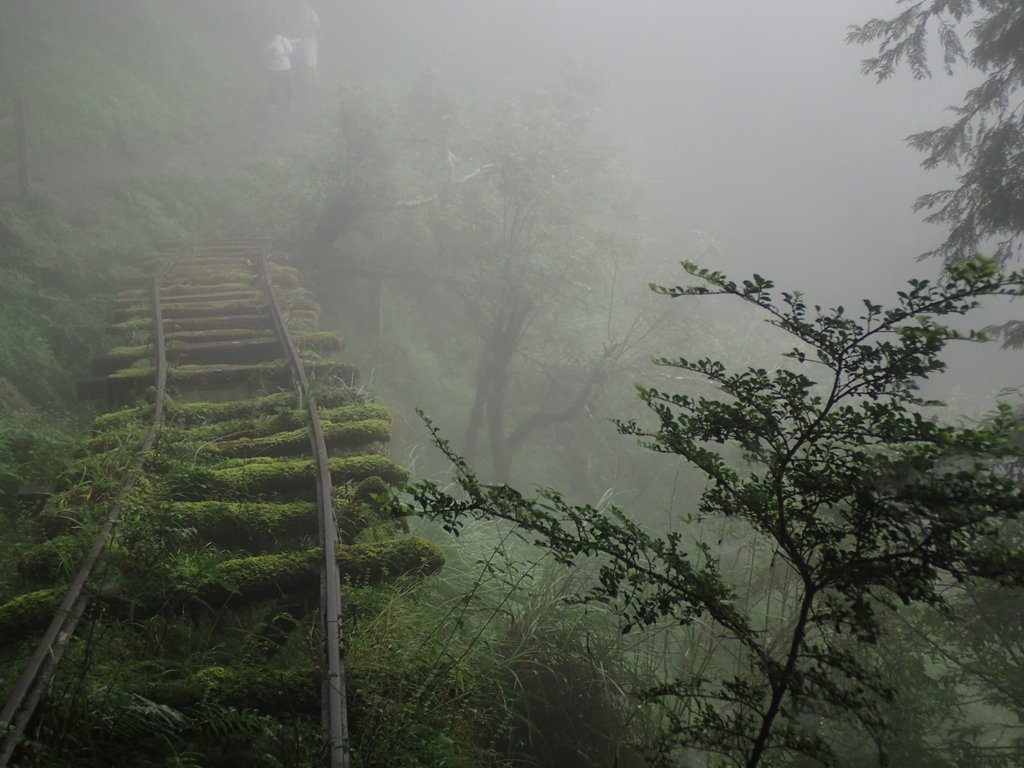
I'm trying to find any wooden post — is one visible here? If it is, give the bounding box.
[14,97,29,196]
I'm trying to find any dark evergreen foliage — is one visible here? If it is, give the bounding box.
[850,2,1024,350]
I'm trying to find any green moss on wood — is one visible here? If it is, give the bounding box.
[352,475,390,505]
[335,475,407,541]
[108,360,357,392]
[211,418,390,458]
[167,391,300,425]
[156,282,254,297]
[165,328,274,344]
[159,291,259,306]
[108,359,155,380]
[163,269,256,286]
[268,264,300,288]
[104,343,154,362]
[337,537,444,584]
[284,310,319,332]
[294,331,344,354]
[154,484,402,547]
[108,316,151,334]
[165,314,270,332]
[328,455,409,487]
[168,414,300,445]
[178,455,407,498]
[164,387,359,427]
[158,299,264,320]
[275,291,318,314]
[92,406,149,433]
[178,538,442,605]
[185,550,317,602]
[319,403,389,425]
[169,337,277,355]
[165,500,316,549]
[180,403,389,443]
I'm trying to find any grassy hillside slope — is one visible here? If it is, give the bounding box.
[0,0,303,504]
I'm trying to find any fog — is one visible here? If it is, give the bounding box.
[328,0,1015,403]
[336,1,951,290]
[2,3,1022,766]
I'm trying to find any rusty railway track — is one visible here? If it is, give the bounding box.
[0,238,420,767]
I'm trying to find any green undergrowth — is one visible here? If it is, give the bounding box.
[0,158,310,525]
[0,197,136,476]
[0,1,283,156]
[0,586,63,638]
[339,519,651,768]
[1,329,462,768]
[0,403,74,504]
[0,303,655,768]
[26,608,329,767]
[0,4,466,764]
[0,0,317,516]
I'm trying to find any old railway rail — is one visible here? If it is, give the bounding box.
[0,239,441,767]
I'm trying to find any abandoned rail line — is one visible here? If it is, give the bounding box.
[0,238,441,767]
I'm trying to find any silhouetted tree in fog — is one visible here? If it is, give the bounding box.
[310,72,655,484]
[851,0,1024,347]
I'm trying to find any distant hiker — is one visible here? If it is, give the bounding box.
[294,0,321,93]
[266,32,294,112]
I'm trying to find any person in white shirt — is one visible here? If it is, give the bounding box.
[266,32,294,111]
[292,0,319,93]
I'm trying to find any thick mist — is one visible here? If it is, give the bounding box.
[323,0,1016,404]
[0,4,1021,767]
[333,1,950,286]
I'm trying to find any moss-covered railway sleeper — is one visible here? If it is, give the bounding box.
[0,239,428,768]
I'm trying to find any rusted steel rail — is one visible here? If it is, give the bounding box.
[260,251,350,768]
[0,245,181,766]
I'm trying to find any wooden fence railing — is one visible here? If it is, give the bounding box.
[0,97,30,196]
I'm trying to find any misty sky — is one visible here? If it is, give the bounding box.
[331,1,1014,401]
[337,2,961,288]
